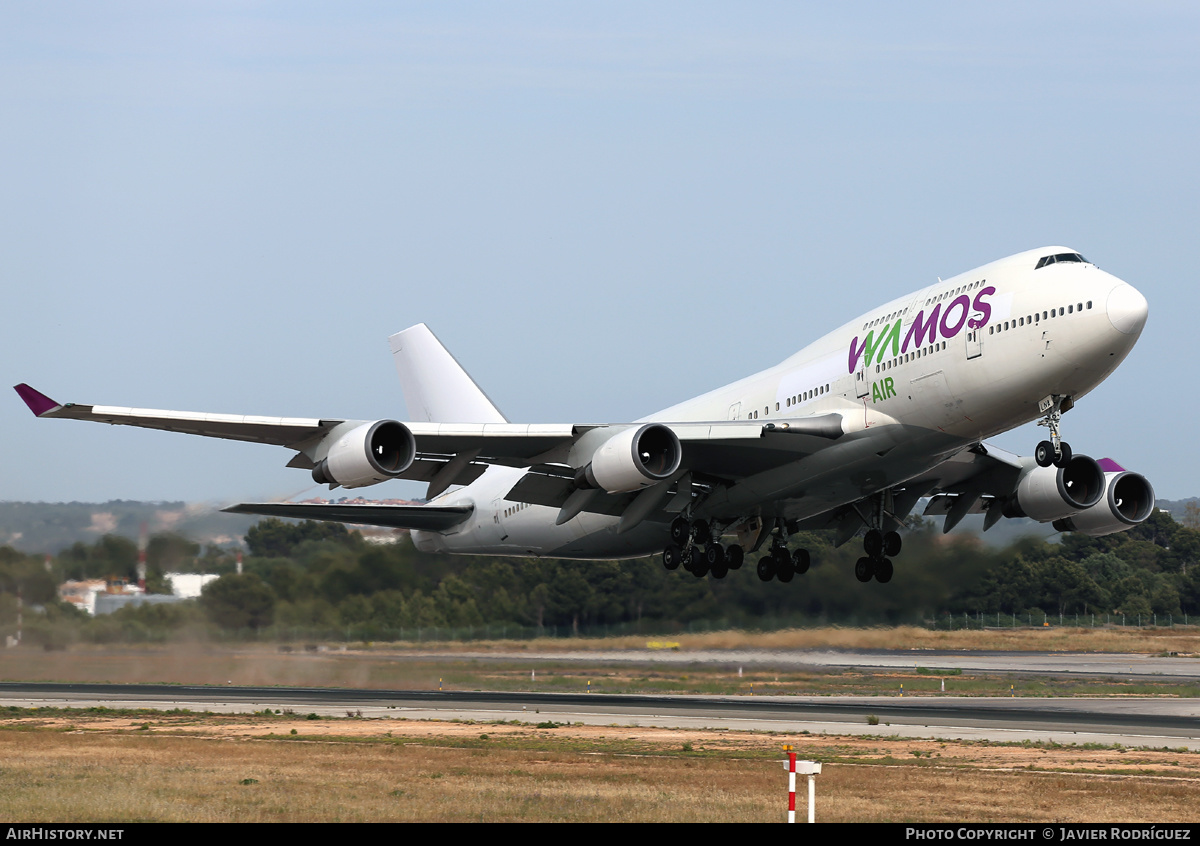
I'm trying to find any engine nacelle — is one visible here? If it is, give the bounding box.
[1053,470,1155,537]
[311,420,416,489]
[582,423,682,493]
[1006,454,1105,522]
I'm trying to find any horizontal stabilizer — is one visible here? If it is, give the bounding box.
[222,501,474,532]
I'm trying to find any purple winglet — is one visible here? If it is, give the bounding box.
[1096,457,1126,473]
[13,384,61,416]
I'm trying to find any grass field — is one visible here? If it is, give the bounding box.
[1,708,1197,823]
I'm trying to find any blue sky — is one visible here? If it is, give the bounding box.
[2,2,1196,503]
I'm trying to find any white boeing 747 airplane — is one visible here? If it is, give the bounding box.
[16,246,1153,584]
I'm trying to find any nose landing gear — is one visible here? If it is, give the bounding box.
[1035,394,1073,468]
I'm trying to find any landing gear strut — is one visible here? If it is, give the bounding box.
[856,500,901,583]
[755,525,811,584]
[1035,395,1073,468]
[664,516,809,585]
[662,517,742,580]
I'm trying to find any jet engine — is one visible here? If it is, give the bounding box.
[580,423,682,493]
[311,420,416,489]
[1052,470,1155,537]
[1004,454,1105,522]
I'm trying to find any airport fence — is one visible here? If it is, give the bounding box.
[206,611,1197,644]
[929,610,1194,631]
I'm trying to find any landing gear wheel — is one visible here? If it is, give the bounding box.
[854,557,875,583]
[874,558,894,583]
[670,517,691,545]
[883,531,902,558]
[863,529,884,557]
[686,546,704,575]
[726,545,744,570]
[662,544,681,571]
[691,519,710,544]
[772,547,793,582]
[1036,394,1072,471]
[710,563,728,580]
[757,556,776,582]
[792,548,810,575]
[704,543,726,568]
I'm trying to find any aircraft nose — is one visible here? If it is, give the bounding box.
[1106,283,1148,335]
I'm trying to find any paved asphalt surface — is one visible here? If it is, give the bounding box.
[394,647,1200,681]
[2,676,1198,751]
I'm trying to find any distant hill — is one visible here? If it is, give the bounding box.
[1156,497,1197,516]
[0,501,258,554]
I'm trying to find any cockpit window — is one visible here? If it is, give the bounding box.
[1035,253,1089,269]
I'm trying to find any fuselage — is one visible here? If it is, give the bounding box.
[414,247,1148,559]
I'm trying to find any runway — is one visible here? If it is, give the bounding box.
[3,681,1198,751]
[397,647,1200,681]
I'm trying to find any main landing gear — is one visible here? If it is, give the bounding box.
[662,517,744,580]
[755,545,810,583]
[854,528,901,584]
[1035,395,1073,468]
[755,524,811,584]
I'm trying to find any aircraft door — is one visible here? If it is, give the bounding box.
[475,495,508,545]
[965,328,983,359]
[727,402,741,421]
[855,366,871,399]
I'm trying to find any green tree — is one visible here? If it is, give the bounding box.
[201,573,276,631]
[244,518,355,558]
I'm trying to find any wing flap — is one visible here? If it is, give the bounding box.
[504,472,638,517]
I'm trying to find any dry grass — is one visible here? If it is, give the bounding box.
[442,625,1200,655]
[0,713,1197,822]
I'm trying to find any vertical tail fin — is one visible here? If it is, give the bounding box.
[389,324,508,424]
